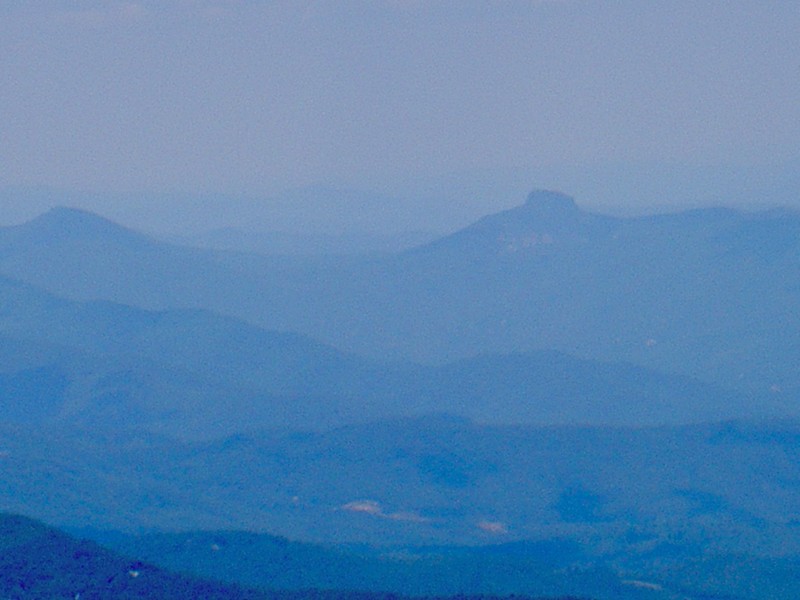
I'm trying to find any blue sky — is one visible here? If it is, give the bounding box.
[1,1,798,233]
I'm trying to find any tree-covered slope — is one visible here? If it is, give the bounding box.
[0,513,600,600]
[108,531,659,600]
[0,513,268,599]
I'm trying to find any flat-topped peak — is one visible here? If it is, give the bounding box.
[524,189,580,213]
[410,189,611,257]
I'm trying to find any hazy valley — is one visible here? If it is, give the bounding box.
[1,192,799,598]
[4,2,799,596]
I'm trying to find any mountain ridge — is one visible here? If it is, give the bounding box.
[2,192,800,395]
[0,273,781,438]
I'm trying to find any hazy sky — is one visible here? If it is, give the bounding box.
[1,1,799,233]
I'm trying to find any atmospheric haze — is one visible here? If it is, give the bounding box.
[2,3,800,600]
[0,1,799,234]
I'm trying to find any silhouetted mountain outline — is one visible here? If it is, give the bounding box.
[2,193,800,397]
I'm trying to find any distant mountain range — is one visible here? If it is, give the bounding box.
[0,271,778,438]
[1,189,799,600]
[171,227,437,256]
[1,191,798,399]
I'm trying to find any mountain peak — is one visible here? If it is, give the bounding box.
[524,190,580,214]
[35,206,115,227]
[412,190,611,258]
[15,206,145,245]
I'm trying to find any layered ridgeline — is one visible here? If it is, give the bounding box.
[2,191,799,599]
[104,530,659,600]
[0,274,781,438]
[2,419,800,598]
[175,227,437,256]
[1,418,799,547]
[2,513,604,600]
[1,192,799,397]
[105,527,800,600]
